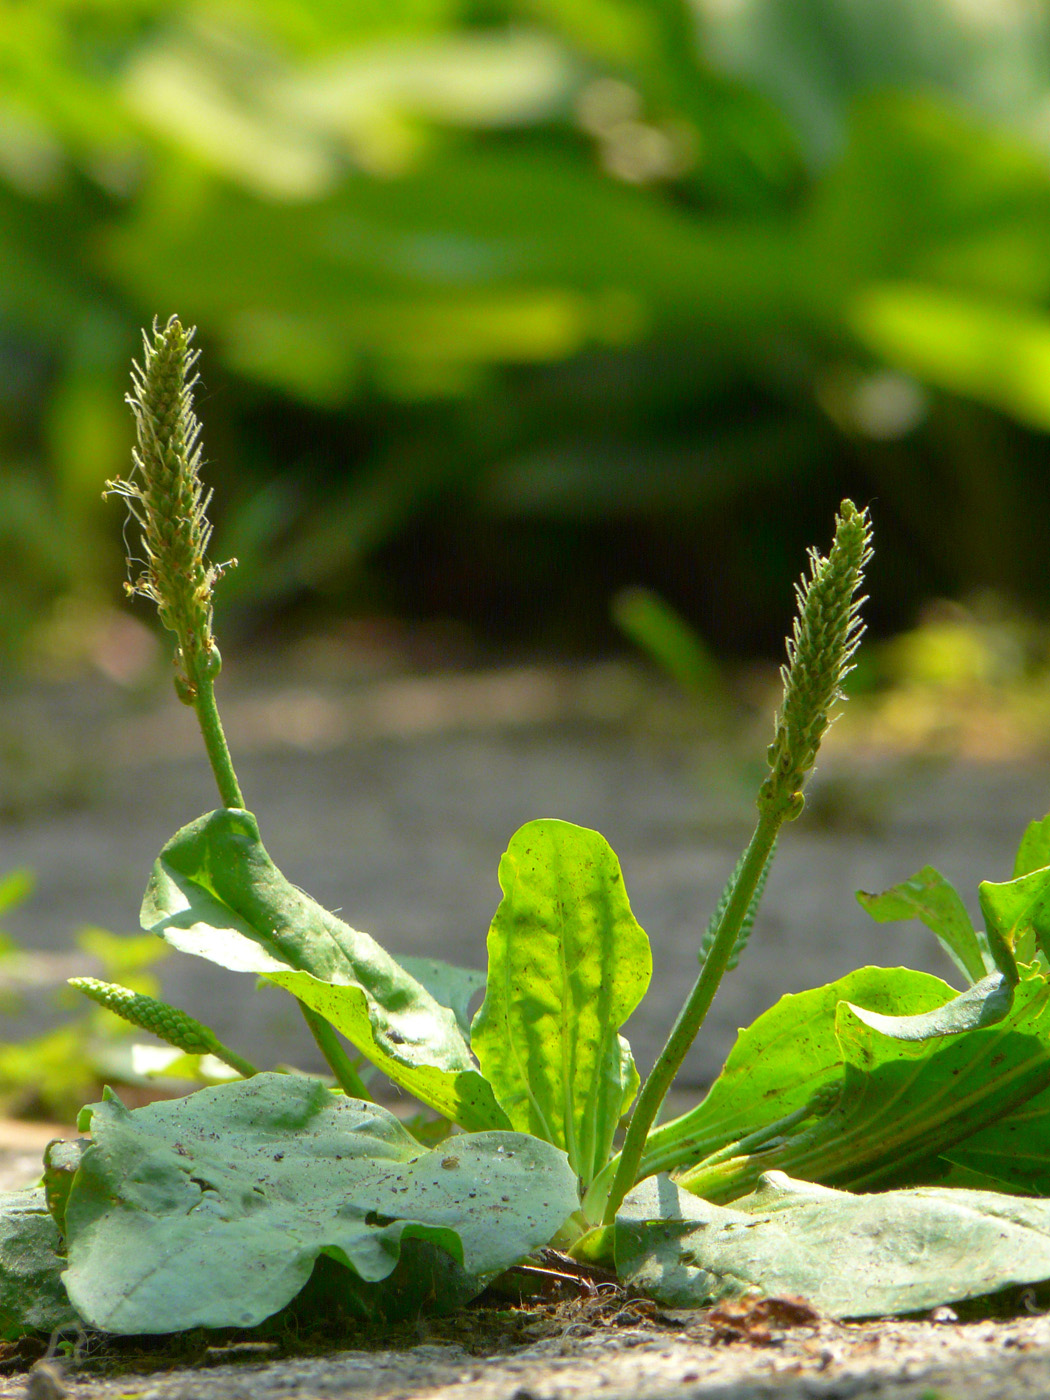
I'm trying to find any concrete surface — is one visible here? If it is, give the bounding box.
[2,662,1046,1086]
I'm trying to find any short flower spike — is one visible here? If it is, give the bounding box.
[761,499,872,820]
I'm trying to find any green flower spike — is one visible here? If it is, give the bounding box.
[105,317,243,809]
[70,977,259,1079]
[107,317,229,702]
[761,499,872,820]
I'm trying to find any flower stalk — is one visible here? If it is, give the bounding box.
[596,501,872,1228]
[106,316,243,809]
[106,317,369,1101]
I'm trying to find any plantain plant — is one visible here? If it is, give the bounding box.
[6,317,1050,1341]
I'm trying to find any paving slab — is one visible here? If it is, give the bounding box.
[5,1305,1050,1400]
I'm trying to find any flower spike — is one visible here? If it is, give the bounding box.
[761,499,872,820]
[105,316,234,704]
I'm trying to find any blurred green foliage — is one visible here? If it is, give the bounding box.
[0,872,173,1120]
[7,0,1050,665]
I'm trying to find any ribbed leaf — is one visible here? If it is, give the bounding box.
[616,1172,1050,1318]
[471,820,651,1189]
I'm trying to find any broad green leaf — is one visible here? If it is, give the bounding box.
[979,869,1050,971]
[61,1074,578,1335]
[856,866,987,984]
[1014,812,1050,878]
[471,820,651,1189]
[616,1171,1050,1318]
[680,974,1050,1201]
[141,809,498,1127]
[0,1188,79,1338]
[628,966,953,1183]
[264,969,508,1131]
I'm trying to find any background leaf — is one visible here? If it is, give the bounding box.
[471,820,651,1189]
[856,866,987,984]
[616,1171,1050,1318]
[61,1074,578,1334]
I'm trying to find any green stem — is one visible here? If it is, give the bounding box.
[298,1001,372,1100]
[208,1040,262,1079]
[601,804,783,1225]
[191,665,244,809]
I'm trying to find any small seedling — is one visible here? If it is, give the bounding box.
[3,318,1050,1341]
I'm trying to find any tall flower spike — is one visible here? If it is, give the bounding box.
[107,316,244,810]
[600,502,873,1227]
[106,316,233,704]
[761,499,872,820]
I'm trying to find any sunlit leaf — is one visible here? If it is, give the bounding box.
[264,969,507,1130]
[857,865,987,984]
[1014,812,1050,879]
[980,869,1050,970]
[627,966,953,1184]
[471,820,651,1189]
[679,974,1050,1201]
[141,808,502,1128]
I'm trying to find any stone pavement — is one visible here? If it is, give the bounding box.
[2,661,1048,1085]
[5,1306,1050,1400]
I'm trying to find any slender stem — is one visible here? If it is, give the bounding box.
[191,665,244,809]
[601,805,783,1225]
[298,1001,372,1100]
